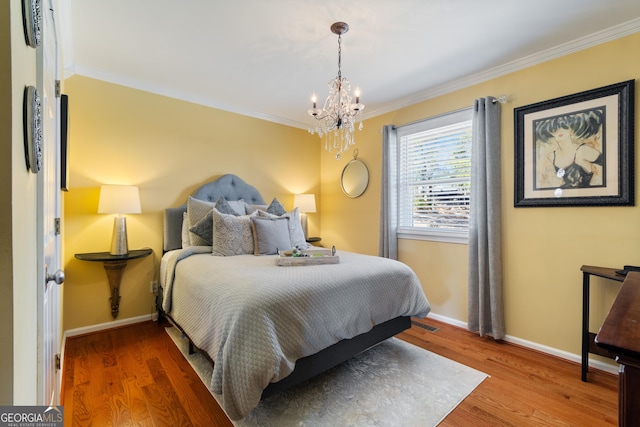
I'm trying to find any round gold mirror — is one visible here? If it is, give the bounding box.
[341,151,369,198]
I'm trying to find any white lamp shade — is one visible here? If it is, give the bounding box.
[98,185,141,214]
[294,194,316,213]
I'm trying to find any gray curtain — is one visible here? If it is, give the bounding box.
[468,97,505,340]
[379,125,398,259]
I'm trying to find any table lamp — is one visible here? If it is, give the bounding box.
[293,194,316,239]
[98,185,141,255]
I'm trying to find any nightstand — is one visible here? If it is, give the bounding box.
[75,248,152,318]
[306,236,322,246]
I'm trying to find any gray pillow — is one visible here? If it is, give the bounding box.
[215,196,242,216]
[189,210,214,245]
[250,216,291,255]
[188,197,245,245]
[258,207,308,248]
[266,197,286,216]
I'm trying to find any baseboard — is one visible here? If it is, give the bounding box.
[426,312,468,329]
[60,311,618,378]
[425,312,619,376]
[63,314,154,339]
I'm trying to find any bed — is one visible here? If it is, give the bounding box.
[158,174,431,420]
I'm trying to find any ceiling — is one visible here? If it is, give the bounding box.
[59,0,640,130]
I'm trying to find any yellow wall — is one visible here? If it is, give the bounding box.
[322,32,640,356]
[62,76,320,331]
[3,1,39,404]
[0,2,13,404]
[64,32,639,362]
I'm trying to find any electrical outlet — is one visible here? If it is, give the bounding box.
[150,280,158,294]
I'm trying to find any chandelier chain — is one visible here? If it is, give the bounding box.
[307,22,364,159]
[337,34,342,81]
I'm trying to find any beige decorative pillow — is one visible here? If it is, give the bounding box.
[211,209,256,256]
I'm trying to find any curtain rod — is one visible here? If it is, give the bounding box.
[492,95,507,104]
[388,95,508,130]
[391,105,472,130]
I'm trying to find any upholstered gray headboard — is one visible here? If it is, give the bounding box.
[163,174,266,252]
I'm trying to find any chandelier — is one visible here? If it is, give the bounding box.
[308,22,364,159]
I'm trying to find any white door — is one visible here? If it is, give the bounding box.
[37,0,63,406]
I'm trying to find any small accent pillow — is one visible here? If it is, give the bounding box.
[211,209,256,256]
[266,197,287,216]
[250,216,291,255]
[189,211,214,245]
[258,207,308,249]
[188,196,245,245]
[215,196,243,216]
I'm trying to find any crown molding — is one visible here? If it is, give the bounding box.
[63,18,640,130]
[363,17,640,121]
[64,64,309,129]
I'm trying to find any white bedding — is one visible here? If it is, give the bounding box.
[160,249,431,420]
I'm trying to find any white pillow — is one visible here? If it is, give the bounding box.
[211,209,256,256]
[187,197,215,246]
[181,212,191,248]
[245,202,268,215]
[258,207,308,249]
[227,199,247,215]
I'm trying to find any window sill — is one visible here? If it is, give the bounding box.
[398,231,468,245]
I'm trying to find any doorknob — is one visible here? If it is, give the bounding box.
[46,269,65,285]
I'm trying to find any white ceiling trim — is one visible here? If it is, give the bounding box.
[64,17,640,130]
[365,17,640,121]
[64,63,309,129]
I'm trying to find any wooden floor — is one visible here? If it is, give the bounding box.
[62,318,618,426]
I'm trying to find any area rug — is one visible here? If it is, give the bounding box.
[166,327,488,426]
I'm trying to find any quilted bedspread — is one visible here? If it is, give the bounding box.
[160,249,430,420]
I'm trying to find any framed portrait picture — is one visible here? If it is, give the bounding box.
[514,80,634,207]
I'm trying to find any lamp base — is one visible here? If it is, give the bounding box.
[301,213,308,239]
[110,215,129,255]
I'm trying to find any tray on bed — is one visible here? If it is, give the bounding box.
[277,248,339,266]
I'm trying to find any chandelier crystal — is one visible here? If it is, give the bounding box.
[308,22,364,159]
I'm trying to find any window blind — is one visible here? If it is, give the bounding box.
[397,109,472,242]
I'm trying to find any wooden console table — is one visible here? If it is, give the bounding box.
[581,265,623,381]
[75,248,152,318]
[595,271,640,426]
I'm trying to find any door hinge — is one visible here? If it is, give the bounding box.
[55,80,61,98]
[54,218,60,235]
[55,353,61,371]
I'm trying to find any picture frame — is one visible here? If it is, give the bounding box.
[60,94,69,191]
[22,0,42,48]
[514,80,634,207]
[23,85,42,174]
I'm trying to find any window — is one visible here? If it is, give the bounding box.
[397,108,473,243]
